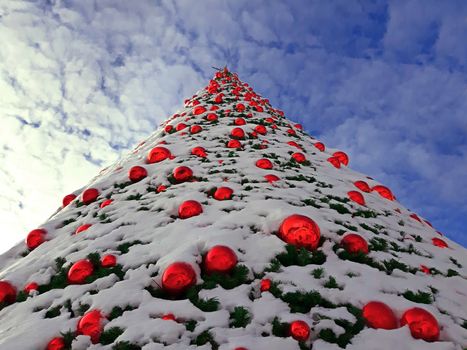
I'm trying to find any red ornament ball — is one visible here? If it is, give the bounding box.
[162,262,197,295]
[46,337,66,350]
[206,113,218,121]
[341,234,369,254]
[100,199,113,208]
[235,103,246,112]
[24,282,39,293]
[191,146,207,158]
[264,174,280,183]
[67,259,94,284]
[292,152,307,163]
[204,245,238,274]
[213,187,233,200]
[372,185,395,201]
[75,223,92,235]
[193,105,207,115]
[278,214,321,250]
[230,127,245,139]
[314,142,325,151]
[289,320,310,341]
[348,191,365,205]
[190,125,202,134]
[255,125,267,135]
[234,117,246,125]
[227,139,242,148]
[62,194,76,207]
[432,238,448,248]
[77,309,105,343]
[129,165,147,182]
[333,151,349,166]
[327,156,341,168]
[26,228,46,250]
[362,301,398,330]
[156,185,167,193]
[162,313,176,321]
[147,146,171,163]
[354,180,371,193]
[81,188,99,205]
[175,122,187,131]
[260,278,271,292]
[164,125,173,133]
[256,158,273,169]
[173,166,193,182]
[0,281,16,304]
[178,200,203,219]
[400,307,439,342]
[101,254,117,268]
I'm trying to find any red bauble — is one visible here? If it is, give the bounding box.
[294,123,303,130]
[0,281,16,304]
[348,191,365,205]
[230,127,245,139]
[161,262,197,295]
[164,125,173,133]
[147,146,171,163]
[75,224,92,234]
[255,125,267,135]
[260,278,271,292]
[67,259,94,284]
[333,151,349,166]
[190,125,202,134]
[256,158,273,169]
[193,105,207,115]
[264,174,280,183]
[400,307,439,342]
[372,185,395,201]
[100,199,113,208]
[227,139,242,148]
[46,337,66,350]
[287,141,302,150]
[162,313,176,321]
[101,254,117,268]
[354,180,371,193]
[191,146,207,158]
[314,142,325,151]
[420,265,431,274]
[213,187,233,200]
[77,309,105,343]
[292,152,306,163]
[341,234,369,254]
[432,238,448,248]
[178,200,203,219]
[156,185,167,193]
[81,188,99,205]
[278,214,321,250]
[62,194,77,207]
[24,282,39,293]
[129,166,147,182]
[204,245,238,274]
[234,117,246,125]
[176,122,187,131]
[173,166,193,182]
[289,320,310,341]
[327,156,341,168]
[26,228,46,250]
[206,113,218,121]
[362,301,398,330]
[235,103,246,112]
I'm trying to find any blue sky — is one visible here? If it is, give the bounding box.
[0,0,466,252]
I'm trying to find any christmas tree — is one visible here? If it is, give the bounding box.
[0,68,465,350]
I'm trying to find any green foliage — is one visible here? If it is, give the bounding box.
[229,306,251,328]
[319,328,337,343]
[311,268,324,279]
[285,175,316,183]
[450,257,463,268]
[329,203,351,215]
[352,209,378,218]
[447,269,460,277]
[62,218,76,226]
[114,181,133,189]
[302,198,322,208]
[359,223,378,234]
[201,265,250,290]
[192,330,219,349]
[369,237,388,252]
[60,330,75,350]
[108,305,137,321]
[282,290,336,313]
[15,291,28,303]
[117,240,143,254]
[126,193,142,201]
[112,341,141,350]
[185,286,220,312]
[274,244,326,267]
[45,305,61,318]
[382,258,418,274]
[271,317,289,337]
[323,276,341,289]
[185,320,197,332]
[100,327,124,345]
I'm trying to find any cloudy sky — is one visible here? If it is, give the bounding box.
[0,0,466,253]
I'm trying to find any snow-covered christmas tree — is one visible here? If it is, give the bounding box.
[0,68,466,350]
